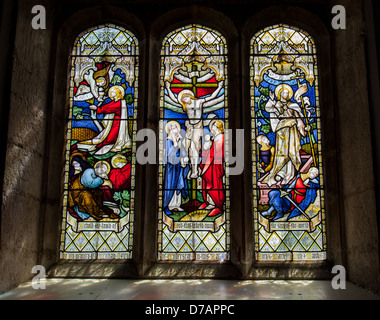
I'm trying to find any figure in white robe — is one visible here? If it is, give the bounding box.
[262,84,311,187]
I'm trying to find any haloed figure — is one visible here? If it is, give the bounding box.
[163,120,189,215]
[262,84,311,187]
[78,85,132,155]
[165,80,224,179]
[199,119,226,217]
[68,159,118,221]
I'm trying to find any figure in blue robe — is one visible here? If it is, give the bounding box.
[163,136,189,216]
[262,167,320,221]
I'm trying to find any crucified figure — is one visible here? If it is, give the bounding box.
[165,80,224,179]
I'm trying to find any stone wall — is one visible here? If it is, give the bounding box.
[0,0,56,293]
[330,0,380,293]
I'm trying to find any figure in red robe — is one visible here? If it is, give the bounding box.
[290,175,308,209]
[109,163,131,190]
[95,99,123,150]
[199,120,226,217]
[77,85,132,155]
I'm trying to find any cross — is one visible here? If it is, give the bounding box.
[169,61,219,96]
[168,61,219,200]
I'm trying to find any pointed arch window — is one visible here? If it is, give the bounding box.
[158,25,230,261]
[250,25,326,261]
[60,24,139,259]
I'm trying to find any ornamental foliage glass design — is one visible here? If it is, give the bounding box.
[158,25,230,261]
[251,25,326,261]
[60,24,138,259]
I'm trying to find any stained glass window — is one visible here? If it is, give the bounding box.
[251,25,326,261]
[60,24,139,259]
[158,25,230,261]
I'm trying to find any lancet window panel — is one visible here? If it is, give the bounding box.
[250,24,326,261]
[60,24,139,259]
[158,25,230,261]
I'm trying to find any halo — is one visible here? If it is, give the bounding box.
[275,84,293,101]
[109,85,125,99]
[70,152,86,164]
[94,160,111,175]
[165,120,181,135]
[209,119,224,133]
[111,154,128,168]
[177,89,194,103]
[209,119,217,130]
